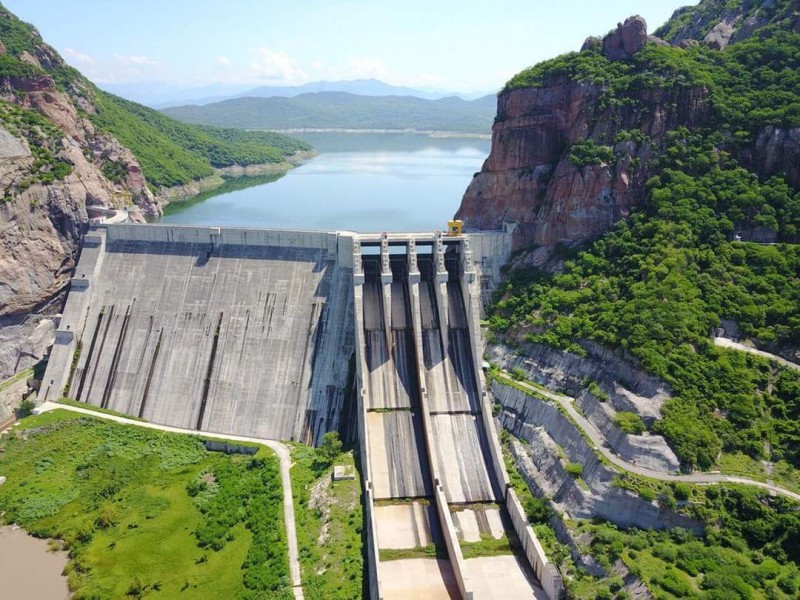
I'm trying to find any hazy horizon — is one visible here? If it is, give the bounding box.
[4,0,699,97]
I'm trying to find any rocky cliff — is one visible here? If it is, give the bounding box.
[0,5,310,381]
[0,11,160,377]
[457,1,800,248]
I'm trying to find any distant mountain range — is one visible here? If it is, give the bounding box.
[161,91,497,134]
[102,78,493,108]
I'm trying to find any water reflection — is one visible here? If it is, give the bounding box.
[158,133,490,232]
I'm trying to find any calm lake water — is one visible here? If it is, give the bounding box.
[158,133,490,232]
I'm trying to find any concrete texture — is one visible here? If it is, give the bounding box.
[430,414,495,503]
[362,280,418,410]
[419,282,476,413]
[366,410,432,500]
[52,226,355,444]
[466,555,545,600]
[374,502,440,549]
[378,558,459,600]
[451,508,504,543]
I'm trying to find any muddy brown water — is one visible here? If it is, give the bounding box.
[0,526,69,599]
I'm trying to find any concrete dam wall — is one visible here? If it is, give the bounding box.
[38,224,565,599]
[41,224,355,443]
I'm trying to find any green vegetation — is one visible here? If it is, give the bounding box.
[0,367,33,392]
[379,543,446,561]
[569,139,615,167]
[0,410,290,598]
[16,397,35,418]
[0,7,82,90]
[613,412,646,435]
[0,52,45,78]
[491,28,800,473]
[506,22,800,131]
[565,462,584,477]
[459,533,514,559]
[572,518,799,599]
[56,397,148,421]
[89,91,311,189]
[161,92,496,133]
[290,443,363,600]
[0,100,72,198]
[0,4,311,192]
[489,133,800,472]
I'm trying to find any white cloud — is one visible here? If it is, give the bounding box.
[214,56,232,67]
[114,54,159,67]
[347,57,388,80]
[63,47,94,65]
[248,47,306,82]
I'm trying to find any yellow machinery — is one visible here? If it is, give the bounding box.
[446,220,463,236]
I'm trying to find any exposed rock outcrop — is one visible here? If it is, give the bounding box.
[457,4,799,247]
[455,17,710,247]
[487,341,671,416]
[576,391,681,473]
[602,16,648,61]
[494,382,701,532]
[0,33,158,379]
[749,126,800,188]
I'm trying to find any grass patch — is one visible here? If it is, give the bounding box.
[716,453,800,496]
[379,544,446,561]
[0,410,290,598]
[460,533,514,559]
[290,443,364,600]
[613,412,646,435]
[0,367,33,393]
[56,397,146,422]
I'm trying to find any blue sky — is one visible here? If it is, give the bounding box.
[4,0,699,93]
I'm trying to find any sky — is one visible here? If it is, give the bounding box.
[4,0,699,94]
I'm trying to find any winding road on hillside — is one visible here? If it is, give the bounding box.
[498,372,800,503]
[714,337,800,372]
[34,402,305,600]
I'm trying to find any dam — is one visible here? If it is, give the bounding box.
[38,223,563,599]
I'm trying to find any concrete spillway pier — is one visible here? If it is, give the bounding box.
[354,232,563,599]
[39,223,562,599]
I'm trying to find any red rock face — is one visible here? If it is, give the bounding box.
[456,77,710,249]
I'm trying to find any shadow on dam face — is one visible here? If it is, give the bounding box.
[62,227,355,444]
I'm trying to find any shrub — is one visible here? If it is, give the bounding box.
[509,367,526,381]
[614,412,646,435]
[17,398,35,418]
[673,482,691,501]
[318,431,343,464]
[565,462,583,477]
[569,139,615,167]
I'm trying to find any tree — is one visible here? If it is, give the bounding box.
[17,398,35,418]
[319,431,343,463]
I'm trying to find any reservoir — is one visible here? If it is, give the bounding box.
[158,133,491,232]
[0,526,69,599]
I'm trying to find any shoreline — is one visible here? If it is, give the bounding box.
[0,525,69,599]
[154,149,318,207]
[264,127,491,140]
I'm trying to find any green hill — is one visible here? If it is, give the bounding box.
[161,91,496,134]
[479,1,800,595]
[0,4,311,191]
[89,91,312,189]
